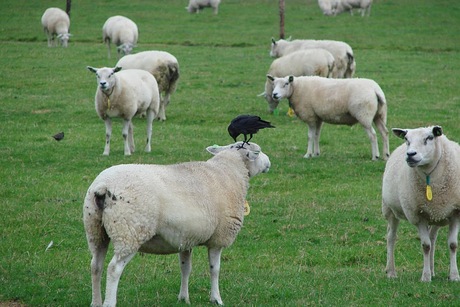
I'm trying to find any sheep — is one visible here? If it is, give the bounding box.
[268,75,389,160]
[186,0,221,14]
[86,66,160,156]
[41,7,71,47]
[335,0,373,16]
[83,141,271,306]
[317,0,338,16]
[270,38,356,79]
[116,51,180,121]
[102,16,138,58]
[261,49,335,109]
[382,126,460,282]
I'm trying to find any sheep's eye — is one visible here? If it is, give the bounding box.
[404,137,410,145]
[424,135,434,145]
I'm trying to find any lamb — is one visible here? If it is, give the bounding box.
[83,141,271,306]
[261,49,335,108]
[116,51,180,121]
[382,126,460,282]
[86,66,160,156]
[270,38,356,79]
[186,0,221,14]
[102,16,138,58]
[268,75,389,160]
[41,7,71,47]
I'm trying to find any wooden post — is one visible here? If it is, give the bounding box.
[66,0,71,17]
[279,0,285,39]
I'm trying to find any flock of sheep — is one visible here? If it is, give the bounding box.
[41,3,460,306]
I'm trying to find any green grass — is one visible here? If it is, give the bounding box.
[1,0,460,305]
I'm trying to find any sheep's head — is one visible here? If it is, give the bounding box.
[268,75,294,107]
[206,142,271,177]
[87,66,122,92]
[118,43,134,56]
[393,126,443,168]
[57,33,71,47]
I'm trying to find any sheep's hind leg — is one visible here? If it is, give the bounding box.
[363,125,379,160]
[103,118,112,156]
[448,216,460,281]
[103,252,136,307]
[90,241,109,307]
[208,247,223,305]
[178,250,192,304]
[144,109,154,153]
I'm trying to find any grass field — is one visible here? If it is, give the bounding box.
[1,0,459,305]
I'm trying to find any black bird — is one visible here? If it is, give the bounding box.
[52,131,64,141]
[228,115,275,145]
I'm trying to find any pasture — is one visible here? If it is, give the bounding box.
[1,0,459,305]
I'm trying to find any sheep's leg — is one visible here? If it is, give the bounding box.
[90,241,109,307]
[374,116,390,160]
[103,118,112,156]
[363,125,379,160]
[448,217,460,281]
[304,122,322,158]
[417,221,433,281]
[158,97,166,121]
[208,247,223,305]
[122,119,132,156]
[144,109,154,153]
[103,252,136,307]
[313,121,323,157]
[128,121,135,154]
[385,212,399,278]
[178,250,192,304]
[428,226,439,278]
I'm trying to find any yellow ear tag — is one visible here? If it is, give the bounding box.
[244,200,250,216]
[426,176,432,201]
[287,107,295,117]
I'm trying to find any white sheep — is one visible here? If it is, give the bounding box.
[102,16,138,58]
[317,0,338,16]
[270,38,356,79]
[83,141,271,306]
[116,51,180,121]
[268,75,389,160]
[86,66,160,156]
[41,7,71,47]
[186,0,221,14]
[261,49,335,108]
[335,0,373,16]
[382,126,460,282]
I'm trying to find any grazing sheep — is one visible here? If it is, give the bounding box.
[116,51,180,121]
[335,0,373,16]
[186,0,221,14]
[86,66,160,156]
[270,38,355,79]
[268,75,389,160]
[382,126,460,282]
[261,49,335,108]
[41,7,71,47]
[83,141,271,306]
[318,0,338,16]
[102,16,138,58]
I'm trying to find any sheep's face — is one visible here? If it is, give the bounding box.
[393,126,443,168]
[87,66,122,92]
[270,75,294,102]
[118,43,134,56]
[264,79,279,113]
[269,38,282,57]
[57,33,70,47]
[206,142,271,177]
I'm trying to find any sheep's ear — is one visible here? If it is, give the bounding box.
[288,75,294,83]
[246,150,260,161]
[271,37,276,45]
[113,66,122,73]
[392,128,407,139]
[206,144,222,155]
[433,126,443,137]
[87,66,97,73]
[267,74,275,82]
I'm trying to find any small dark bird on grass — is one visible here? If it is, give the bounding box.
[228,115,275,145]
[52,132,64,141]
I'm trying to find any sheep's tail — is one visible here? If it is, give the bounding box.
[375,85,387,123]
[167,62,180,91]
[346,52,356,77]
[93,184,108,210]
[83,184,109,251]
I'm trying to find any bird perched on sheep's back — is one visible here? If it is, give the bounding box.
[228,114,275,145]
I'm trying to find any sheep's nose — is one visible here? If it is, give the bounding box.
[99,81,107,88]
[407,151,417,157]
[272,93,279,100]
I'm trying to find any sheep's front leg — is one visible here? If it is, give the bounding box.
[429,226,440,278]
[448,217,460,281]
[385,212,399,278]
[103,253,136,307]
[103,118,112,156]
[178,250,192,304]
[417,222,433,281]
[144,109,154,153]
[122,119,132,156]
[304,122,322,158]
[208,247,224,305]
[157,98,166,121]
[90,242,109,307]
